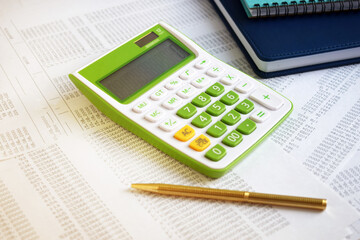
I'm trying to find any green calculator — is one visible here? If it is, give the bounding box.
[69,22,292,178]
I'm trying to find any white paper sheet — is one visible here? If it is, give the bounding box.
[1,0,359,239]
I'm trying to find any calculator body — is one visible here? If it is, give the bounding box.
[69,22,292,178]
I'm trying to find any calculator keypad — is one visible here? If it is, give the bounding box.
[132,55,291,170]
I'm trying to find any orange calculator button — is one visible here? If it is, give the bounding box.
[189,134,211,152]
[174,125,195,142]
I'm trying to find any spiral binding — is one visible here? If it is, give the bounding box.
[255,0,360,17]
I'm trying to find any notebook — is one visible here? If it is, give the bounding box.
[211,0,360,78]
[241,0,360,18]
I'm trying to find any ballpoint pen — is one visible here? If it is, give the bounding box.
[131,183,327,210]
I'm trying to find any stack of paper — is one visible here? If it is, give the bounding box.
[1,0,360,239]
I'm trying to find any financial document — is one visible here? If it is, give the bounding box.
[1,0,360,239]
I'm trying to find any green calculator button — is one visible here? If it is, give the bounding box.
[206,82,225,97]
[206,101,226,116]
[222,130,243,147]
[235,99,254,114]
[191,112,212,128]
[192,92,211,107]
[206,121,227,138]
[221,110,241,126]
[177,103,197,119]
[205,144,227,162]
[237,119,256,135]
[220,91,239,105]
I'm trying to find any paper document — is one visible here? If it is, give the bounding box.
[1,0,359,239]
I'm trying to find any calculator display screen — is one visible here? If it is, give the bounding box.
[100,39,190,100]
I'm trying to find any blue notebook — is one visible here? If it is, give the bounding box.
[240,0,360,18]
[212,0,360,78]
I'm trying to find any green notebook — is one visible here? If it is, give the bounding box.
[240,0,360,18]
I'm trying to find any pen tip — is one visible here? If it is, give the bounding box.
[131,183,158,192]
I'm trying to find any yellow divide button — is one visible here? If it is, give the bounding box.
[189,134,211,152]
[174,125,195,142]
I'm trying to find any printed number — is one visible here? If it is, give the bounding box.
[227,93,235,99]
[214,125,222,130]
[227,132,240,142]
[228,113,237,120]
[212,86,221,91]
[212,104,221,110]
[198,96,207,102]
[241,102,250,108]
[212,148,222,155]
[200,115,208,122]
[184,107,190,112]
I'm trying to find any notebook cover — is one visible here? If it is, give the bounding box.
[211,0,360,78]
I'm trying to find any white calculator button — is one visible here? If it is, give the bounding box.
[144,108,165,123]
[132,100,151,113]
[220,73,239,85]
[150,88,168,101]
[206,66,224,77]
[235,79,254,93]
[159,117,180,132]
[162,95,183,110]
[250,109,270,123]
[165,78,183,90]
[249,88,284,110]
[194,59,211,69]
[191,75,211,88]
[176,84,197,99]
[179,68,196,80]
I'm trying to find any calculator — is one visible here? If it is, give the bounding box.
[69,22,292,178]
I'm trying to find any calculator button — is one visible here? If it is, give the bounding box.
[221,110,241,126]
[176,103,197,119]
[206,101,226,116]
[192,92,211,108]
[174,125,195,142]
[205,144,226,162]
[191,112,212,128]
[206,121,227,138]
[165,78,183,90]
[220,91,239,105]
[150,88,168,101]
[236,119,256,135]
[179,69,196,80]
[206,82,225,97]
[191,75,212,88]
[177,84,197,99]
[249,88,284,110]
[194,59,210,69]
[144,108,164,123]
[132,100,151,113]
[159,117,180,132]
[250,109,270,123]
[235,99,254,114]
[189,134,211,152]
[235,80,254,93]
[222,130,243,147]
[220,73,238,85]
[206,66,224,77]
[162,95,183,110]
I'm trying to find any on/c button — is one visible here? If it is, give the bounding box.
[174,125,195,142]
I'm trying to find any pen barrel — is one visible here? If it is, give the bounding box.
[155,185,327,210]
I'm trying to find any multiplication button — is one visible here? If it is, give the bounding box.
[249,88,284,110]
[220,73,238,85]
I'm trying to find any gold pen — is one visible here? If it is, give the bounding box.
[131,183,327,210]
